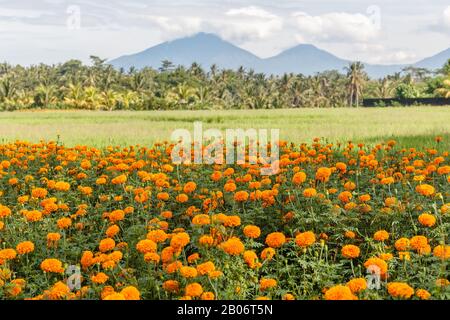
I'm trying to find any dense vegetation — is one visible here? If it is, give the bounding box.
[0,57,449,111]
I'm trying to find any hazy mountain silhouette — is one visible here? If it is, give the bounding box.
[110,32,260,71]
[110,33,449,78]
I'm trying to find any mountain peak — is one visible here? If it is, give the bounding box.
[110,32,260,71]
[109,33,450,78]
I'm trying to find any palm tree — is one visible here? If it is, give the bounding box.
[435,79,450,98]
[0,77,16,101]
[34,84,57,108]
[345,62,367,107]
[376,78,395,98]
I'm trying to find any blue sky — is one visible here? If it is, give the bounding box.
[0,0,449,65]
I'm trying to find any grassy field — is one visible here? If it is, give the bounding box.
[0,107,448,148]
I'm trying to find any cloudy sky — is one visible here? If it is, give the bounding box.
[0,0,449,65]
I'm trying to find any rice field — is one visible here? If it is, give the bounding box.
[0,107,448,148]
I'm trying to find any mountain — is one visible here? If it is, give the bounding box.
[110,33,449,78]
[414,47,450,70]
[109,33,261,71]
[260,44,348,75]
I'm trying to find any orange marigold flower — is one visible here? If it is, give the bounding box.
[103,293,126,300]
[387,282,414,299]
[200,292,215,300]
[282,293,295,300]
[373,230,389,241]
[0,248,17,260]
[166,261,182,274]
[54,181,70,191]
[432,245,450,260]
[144,252,160,264]
[183,182,197,194]
[415,184,435,196]
[136,239,157,254]
[31,188,48,199]
[157,192,170,201]
[259,278,277,291]
[341,244,360,259]
[163,280,180,293]
[40,258,64,273]
[0,205,11,218]
[364,257,388,276]
[146,229,168,243]
[261,247,276,260]
[395,238,410,251]
[336,162,347,172]
[16,241,35,255]
[180,266,198,278]
[196,261,215,275]
[108,209,125,223]
[345,231,356,239]
[234,191,249,202]
[192,214,211,226]
[316,167,332,182]
[176,193,189,203]
[379,253,394,261]
[99,238,116,252]
[91,272,109,284]
[324,285,357,300]
[346,278,367,293]
[106,225,120,238]
[265,232,286,248]
[303,188,317,198]
[111,175,127,185]
[338,191,353,203]
[243,225,261,239]
[47,232,61,242]
[223,215,241,227]
[199,235,214,246]
[418,213,436,227]
[410,235,428,252]
[170,232,190,249]
[81,251,94,268]
[415,289,431,300]
[220,237,245,255]
[295,231,316,248]
[57,217,72,230]
[292,171,306,185]
[384,197,397,207]
[344,181,356,191]
[224,182,237,192]
[359,194,371,202]
[185,283,203,297]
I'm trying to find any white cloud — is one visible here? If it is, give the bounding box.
[141,6,283,44]
[218,6,283,42]
[291,11,380,43]
[371,51,417,64]
[143,15,203,38]
[0,8,51,18]
[226,6,277,20]
[443,6,450,28]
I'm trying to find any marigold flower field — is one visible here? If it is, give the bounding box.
[0,139,448,300]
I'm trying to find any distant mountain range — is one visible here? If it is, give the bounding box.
[109,33,450,78]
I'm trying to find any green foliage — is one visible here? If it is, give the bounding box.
[395,83,420,99]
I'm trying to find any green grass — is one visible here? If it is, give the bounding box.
[0,107,448,149]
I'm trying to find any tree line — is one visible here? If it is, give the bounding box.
[0,57,449,111]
